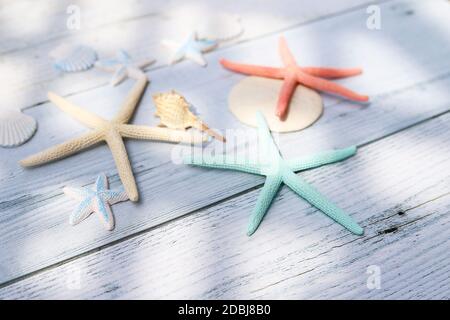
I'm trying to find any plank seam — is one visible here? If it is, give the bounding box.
[249,193,450,294]
[1,12,162,56]
[0,108,448,290]
[18,0,394,112]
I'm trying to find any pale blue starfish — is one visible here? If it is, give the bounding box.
[162,32,218,66]
[184,112,363,236]
[95,49,154,86]
[63,174,129,231]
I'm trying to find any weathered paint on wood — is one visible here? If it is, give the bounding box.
[0,0,449,299]
[0,0,377,111]
[1,112,448,299]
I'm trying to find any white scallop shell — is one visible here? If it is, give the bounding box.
[0,109,37,147]
[196,14,243,41]
[50,45,97,72]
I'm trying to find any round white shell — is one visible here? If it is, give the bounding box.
[229,77,323,132]
[50,45,97,73]
[0,109,37,147]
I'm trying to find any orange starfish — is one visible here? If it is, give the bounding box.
[220,37,369,119]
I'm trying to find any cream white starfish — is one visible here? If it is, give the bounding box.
[95,49,155,86]
[20,75,206,202]
[64,174,128,230]
[162,32,218,66]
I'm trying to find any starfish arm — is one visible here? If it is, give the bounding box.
[278,36,298,67]
[126,67,147,81]
[162,40,186,65]
[197,39,218,52]
[95,174,108,191]
[297,71,369,102]
[112,75,148,124]
[103,189,129,205]
[63,187,91,201]
[48,92,107,128]
[185,48,207,66]
[282,170,364,235]
[220,59,284,79]
[95,59,119,72]
[247,174,283,236]
[110,66,128,86]
[135,58,155,69]
[168,50,185,65]
[287,146,357,172]
[20,131,103,167]
[105,132,139,202]
[276,75,298,119]
[117,49,131,63]
[119,124,206,144]
[68,197,94,226]
[183,154,262,175]
[301,67,363,79]
[94,196,116,230]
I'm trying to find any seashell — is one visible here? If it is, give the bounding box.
[196,13,243,41]
[153,90,225,142]
[50,45,97,72]
[0,109,37,147]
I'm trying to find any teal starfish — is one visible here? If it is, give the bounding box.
[184,112,363,236]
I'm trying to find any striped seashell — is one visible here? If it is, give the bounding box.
[50,45,97,73]
[153,90,225,142]
[0,109,37,147]
[153,90,197,130]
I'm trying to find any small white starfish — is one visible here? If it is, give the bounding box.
[95,49,155,86]
[162,32,218,66]
[63,174,129,230]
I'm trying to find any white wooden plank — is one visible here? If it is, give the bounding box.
[254,196,450,300]
[0,0,449,286]
[1,112,448,299]
[0,0,166,54]
[0,0,373,54]
[0,0,376,111]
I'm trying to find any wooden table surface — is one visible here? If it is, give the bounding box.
[0,0,449,299]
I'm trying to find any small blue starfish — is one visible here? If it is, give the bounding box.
[162,32,218,66]
[95,49,154,86]
[63,174,129,230]
[184,112,363,236]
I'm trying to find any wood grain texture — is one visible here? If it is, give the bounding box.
[0,0,373,54]
[0,0,377,112]
[0,0,450,287]
[1,112,448,299]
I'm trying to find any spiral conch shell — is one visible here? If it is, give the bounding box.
[153,91,225,142]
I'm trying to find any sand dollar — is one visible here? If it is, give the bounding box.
[229,76,323,132]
